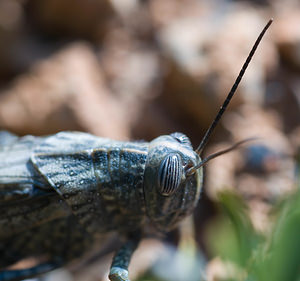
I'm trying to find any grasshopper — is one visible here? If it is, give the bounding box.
[0,20,272,281]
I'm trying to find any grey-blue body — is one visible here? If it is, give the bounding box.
[0,131,202,281]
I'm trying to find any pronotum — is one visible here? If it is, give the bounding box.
[0,19,272,281]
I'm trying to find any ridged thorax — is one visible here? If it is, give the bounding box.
[31,132,150,235]
[91,141,149,232]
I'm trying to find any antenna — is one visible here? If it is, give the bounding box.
[186,138,256,175]
[195,19,273,156]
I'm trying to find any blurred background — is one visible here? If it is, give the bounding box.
[0,0,299,280]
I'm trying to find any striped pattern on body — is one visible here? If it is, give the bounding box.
[31,132,149,234]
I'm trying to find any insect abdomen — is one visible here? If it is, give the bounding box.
[0,132,51,202]
[0,215,92,269]
[0,132,70,238]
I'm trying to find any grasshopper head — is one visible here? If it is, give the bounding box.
[143,133,202,231]
[143,19,273,232]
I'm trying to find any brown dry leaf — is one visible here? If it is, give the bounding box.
[25,0,114,41]
[0,43,130,139]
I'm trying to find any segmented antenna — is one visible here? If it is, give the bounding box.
[195,19,273,155]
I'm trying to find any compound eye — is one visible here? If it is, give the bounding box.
[158,154,183,196]
[170,132,192,148]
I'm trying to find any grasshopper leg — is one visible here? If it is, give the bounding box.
[0,262,60,281]
[109,237,140,281]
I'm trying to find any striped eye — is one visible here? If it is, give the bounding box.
[158,154,183,196]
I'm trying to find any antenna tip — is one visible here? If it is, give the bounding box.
[267,18,274,26]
